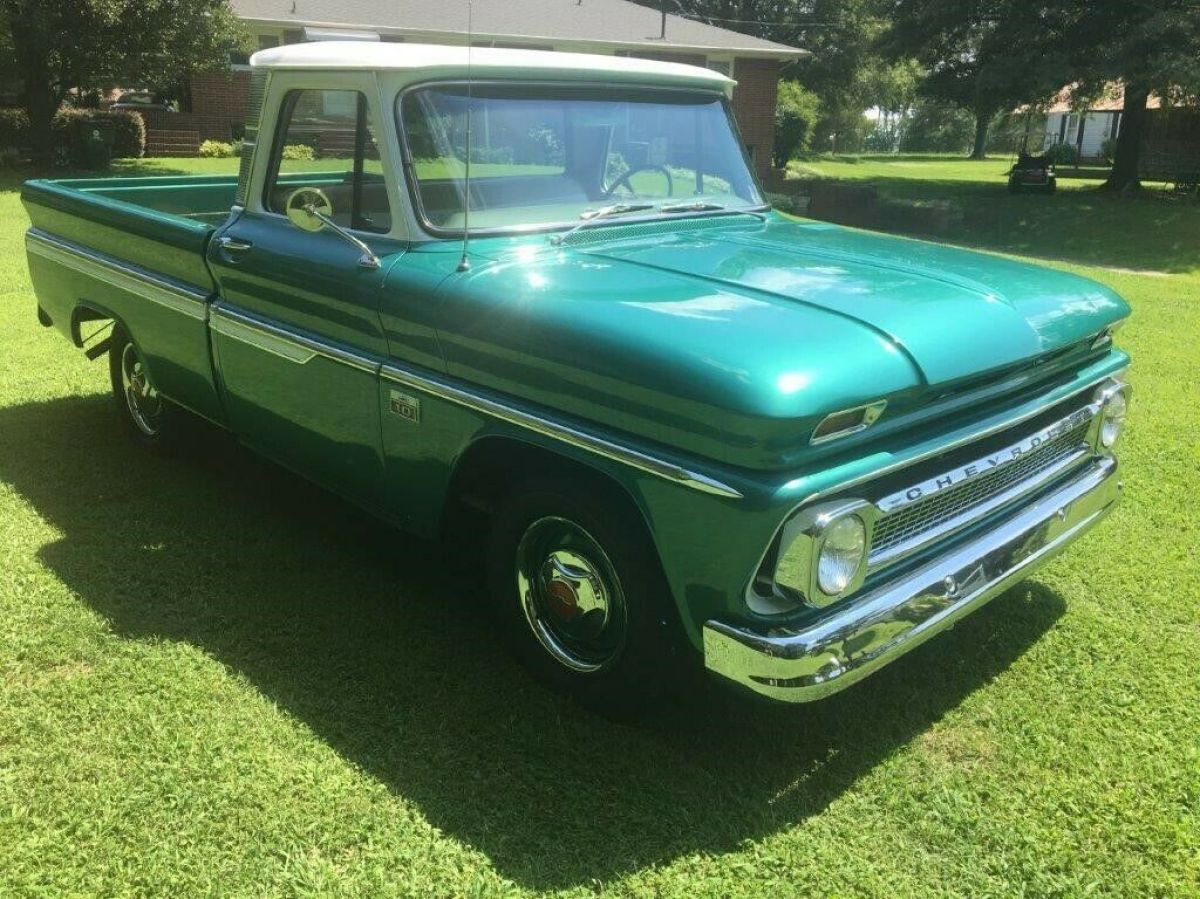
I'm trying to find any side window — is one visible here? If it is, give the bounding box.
[264,89,392,234]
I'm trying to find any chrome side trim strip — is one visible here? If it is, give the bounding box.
[25,228,208,320]
[380,362,744,500]
[211,305,378,374]
[208,305,741,499]
[211,310,317,365]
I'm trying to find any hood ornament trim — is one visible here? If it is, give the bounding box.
[810,400,887,445]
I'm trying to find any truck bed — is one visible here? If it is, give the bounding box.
[22,173,241,425]
[22,174,237,290]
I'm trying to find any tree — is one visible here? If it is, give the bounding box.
[899,100,975,153]
[1054,0,1200,191]
[858,56,922,152]
[877,1,1072,159]
[774,80,821,165]
[631,0,883,138]
[0,0,247,163]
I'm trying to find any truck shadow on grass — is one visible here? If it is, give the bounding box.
[0,394,1068,891]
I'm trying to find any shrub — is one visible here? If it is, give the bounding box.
[0,108,30,151]
[1100,137,1117,163]
[53,109,145,162]
[231,139,245,158]
[281,143,314,161]
[1044,142,1079,165]
[774,81,822,166]
[199,140,235,158]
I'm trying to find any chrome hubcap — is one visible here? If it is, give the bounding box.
[121,342,162,437]
[516,517,627,672]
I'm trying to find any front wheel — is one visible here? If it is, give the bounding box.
[487,477,688,712]
[108,327,180,451]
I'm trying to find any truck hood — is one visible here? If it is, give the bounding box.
[432,216,1129,470]
[584,216,1129,386]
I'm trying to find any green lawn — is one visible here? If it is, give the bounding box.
[2,158,1198,897]
[787,153,1200,274]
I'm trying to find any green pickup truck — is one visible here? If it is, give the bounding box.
[23,42,1131,708]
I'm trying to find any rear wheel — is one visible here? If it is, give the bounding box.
[487,477,688,712]
[109,327,179,451]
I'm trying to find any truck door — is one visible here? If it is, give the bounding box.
[207,86,402,509]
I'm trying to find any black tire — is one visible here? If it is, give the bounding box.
[108,326,181,452]
[486,476,691,713]
[1045,177,1058,194]
[1008,178,1021,194]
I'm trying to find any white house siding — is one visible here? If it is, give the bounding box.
[1043,110,1121,159]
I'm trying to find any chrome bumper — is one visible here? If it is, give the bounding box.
[703,457,1121,702]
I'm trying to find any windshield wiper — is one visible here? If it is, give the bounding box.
[659,200,768,220]
[659,200,727,213]
[550,202,655,245]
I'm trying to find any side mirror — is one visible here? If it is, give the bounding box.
[286,187,332,233]
[282,186,381,271]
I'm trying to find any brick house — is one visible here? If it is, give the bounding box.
[153,0,801,179]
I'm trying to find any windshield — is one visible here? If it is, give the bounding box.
[398,85,763,234]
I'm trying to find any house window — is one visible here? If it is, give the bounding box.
[258,34,280,50]
[707,60,732,77]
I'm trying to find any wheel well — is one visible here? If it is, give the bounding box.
[442,436,652,542]
[70,304,115,348]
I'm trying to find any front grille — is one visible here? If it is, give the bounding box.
[870,418,1092,563]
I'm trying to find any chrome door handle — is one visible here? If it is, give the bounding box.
[216,236,254,256]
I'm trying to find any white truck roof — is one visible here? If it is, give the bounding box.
[250,41,735,93]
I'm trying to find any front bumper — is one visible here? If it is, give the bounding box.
[703,456,1120,702]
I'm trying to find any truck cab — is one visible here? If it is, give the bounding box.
[22,43,1131,709]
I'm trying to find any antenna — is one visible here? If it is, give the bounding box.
[457,1,474,273]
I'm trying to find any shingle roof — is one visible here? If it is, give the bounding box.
[1047,84,1162,113]
[231,0,803,59]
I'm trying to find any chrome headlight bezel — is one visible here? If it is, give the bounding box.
[1091,377,1131,452]
[770,499,876,609]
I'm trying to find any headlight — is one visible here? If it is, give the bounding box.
[1099,388,1127,448]
[765,501,874,612]
[1093,379,1130,450]
[817,514,867,595]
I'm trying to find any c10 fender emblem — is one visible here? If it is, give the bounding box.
[389,390,421,423]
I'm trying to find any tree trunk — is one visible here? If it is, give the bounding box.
[1103,82,1150,192]
[970,110,990,159]
[9,16,60,167]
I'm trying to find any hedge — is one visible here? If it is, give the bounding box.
[54,109,146,161]
[0,108,30,150]
[0,107,146,163]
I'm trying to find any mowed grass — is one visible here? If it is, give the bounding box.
[1,157,1198,898]
[788,153,1200,274]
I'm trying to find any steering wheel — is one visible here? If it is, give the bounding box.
[603,164,674,199]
